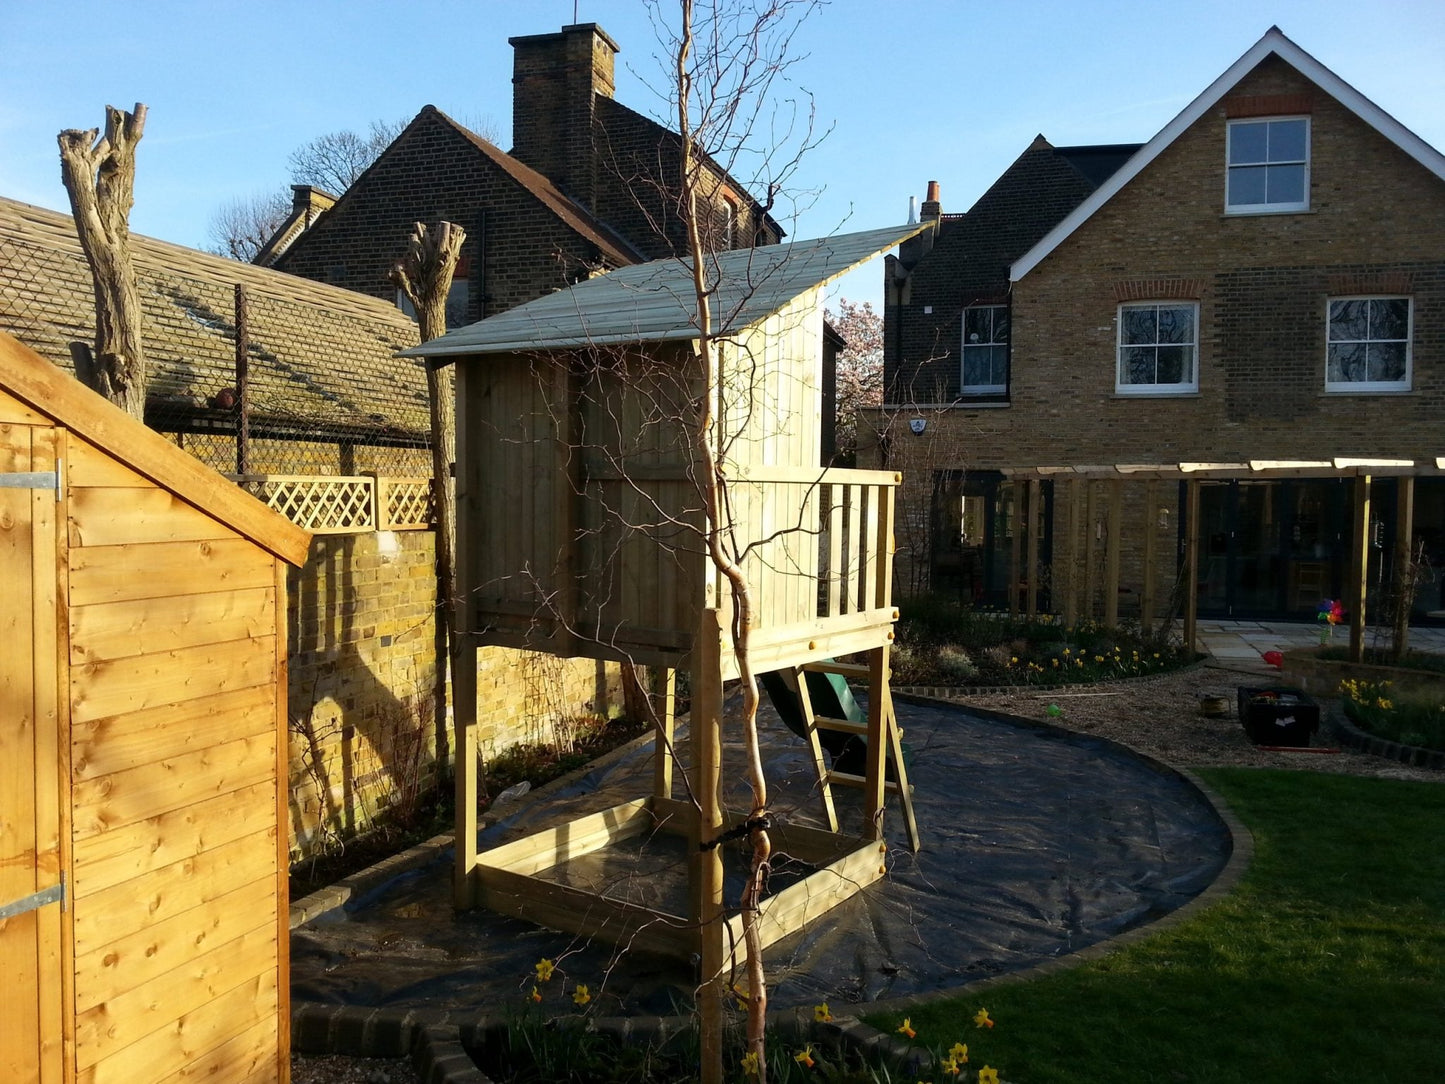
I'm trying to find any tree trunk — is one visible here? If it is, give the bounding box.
[391,221,466,754]
[57,103,149,420]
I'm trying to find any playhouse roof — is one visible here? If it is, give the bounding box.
[404,223,926,358]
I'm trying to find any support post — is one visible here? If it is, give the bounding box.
[1140,479,1157,635]
[1183,480,1200,655]
[1084,480,1099,621]
[1105,478,1122,627]
[1025,478,1041,616]
[1393,476,1415,658]
[690,609,726,1084]
[452,636,479,909]
[1349,474,1372,663]
[1008,480,1024,616]
[1063,477,1081,628]
[864,644,889,840]
[651,667,677,801]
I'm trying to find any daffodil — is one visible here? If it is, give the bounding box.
[898,1017,916,1039]
[529,985,541,1003]
[794,1045,815,1068]
[973,1008,994,1029]
[534,958,555,982]
[978,1067,1000,1084]
[949,1042,968,1061]
[572,983,590,1006]
[814,1001,834,1023]
[740,1050,761,1078]
[941,1055,960,1076]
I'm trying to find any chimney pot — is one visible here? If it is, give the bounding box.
[926,180,940,202]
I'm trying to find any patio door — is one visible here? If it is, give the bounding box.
[0,422,65,1084]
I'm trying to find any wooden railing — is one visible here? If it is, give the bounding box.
[231,474,433,534]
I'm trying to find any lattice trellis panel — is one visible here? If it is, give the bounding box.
[240,475,376,534]
[378,477,434,531]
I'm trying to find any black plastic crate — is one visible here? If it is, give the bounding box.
[1237,686,1320,747]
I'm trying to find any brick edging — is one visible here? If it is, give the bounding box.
[892,654,1207,700]
[1328,700,1445,770]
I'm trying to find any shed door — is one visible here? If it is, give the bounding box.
[0,422,64,1084]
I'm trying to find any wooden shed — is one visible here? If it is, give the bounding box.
[409,225,924,962]
[0,330,310,1084]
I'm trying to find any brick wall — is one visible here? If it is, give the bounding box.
[277,109,615,321]
[284,529,617,859]
[873,56,1445,603]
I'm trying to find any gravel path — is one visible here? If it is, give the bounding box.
[289,660,1442,1080]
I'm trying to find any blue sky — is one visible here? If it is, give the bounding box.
[4,0,1444,307]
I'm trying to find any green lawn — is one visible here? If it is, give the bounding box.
[869,770,1445,1083]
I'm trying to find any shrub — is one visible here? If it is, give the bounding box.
[1340,678,1445,752]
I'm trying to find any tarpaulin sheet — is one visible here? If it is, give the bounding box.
[291,695,1230,1016]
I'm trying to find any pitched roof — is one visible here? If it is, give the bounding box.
[907,137,1140,299]
[0,328,311,565]
[1011,26,1445,281]
[405,223,925,357]
[0,196,427,439]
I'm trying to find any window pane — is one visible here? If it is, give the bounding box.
[1156,305,1194,344]
[962,348,986,388]
[1268,119,1307,162]
[1367,342,1407,382]
[963,307,992,343]
[993,307,1010,344]
[1155,346,1189,385]
[1122,306,1156,344]
[1266,164,1306,204]
[1229,121,1269,165]
[1123,346,1156,385]
[1328,342,1366,382]
[1370,298,1409,340]
[1228,166,1268,206]
[1329,300,1369,342]
[987,345,1009,385]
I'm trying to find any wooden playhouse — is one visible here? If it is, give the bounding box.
[0,330,309,1084]
[409,224,925,967]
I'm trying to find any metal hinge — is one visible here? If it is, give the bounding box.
[0,874,65,920]
[0,457,63,500]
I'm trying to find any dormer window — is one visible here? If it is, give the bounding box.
[961,305,1009,396]
[719,198,736,250]
[1226,117,1309,213]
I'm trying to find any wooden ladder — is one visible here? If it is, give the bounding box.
[791,656,920,852]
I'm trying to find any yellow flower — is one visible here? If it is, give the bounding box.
[1052,658,1059,667]
[529,985,541,1003]
[814,1001,834,1023]
[740,1050,761,1078]
[1010,656,1018,664]
[1063,647,1071,655]
[572,983,590,1006]
[794,1046,815,1068]
[941,1054,961,1076]
[1094,655,1104,663]
[534,958,555,982]
[898,1017,917,1039]
[978,1067,1000,1084]
[973,1008,994,1029]
[949,1042,968,1062]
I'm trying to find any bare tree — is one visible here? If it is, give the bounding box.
[826,297,883,466]
[205,188,292,262]
[288,118,408,194]
[57,103,149,420]
[391,222,465,714]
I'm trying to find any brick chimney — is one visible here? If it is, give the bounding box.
[290,184,336,228]
[510,23,619,211]
[899,180,941,270]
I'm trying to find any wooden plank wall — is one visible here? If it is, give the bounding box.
[63,432,284,1084]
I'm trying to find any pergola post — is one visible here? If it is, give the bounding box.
[1183,479,1200,655]
[1349,474,1372,663]
[1008,480,1024,616]
[1394,476,1415,658]
[1105,478,1122,627]
[452,636,479,908]
[1140,478,1157,634]
[1025,478,1041,616]
[1063,477,1081,627]
[1084,480,1099,622]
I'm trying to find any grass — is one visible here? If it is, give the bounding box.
[869,769,1445,1083]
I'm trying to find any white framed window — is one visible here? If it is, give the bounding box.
[961,304,1009,395]
[1326,296,1411,392]
[1226,116,1309,213]
[1117,302,1198,394]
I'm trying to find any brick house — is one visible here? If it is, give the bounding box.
[273,22,783,325]
[867,27,1445,622]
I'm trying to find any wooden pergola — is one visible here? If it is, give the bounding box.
[996,457,1445,661]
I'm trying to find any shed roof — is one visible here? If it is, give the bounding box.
[406,224,926,357]
[0,196,426,439]
[0,329,311,566]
